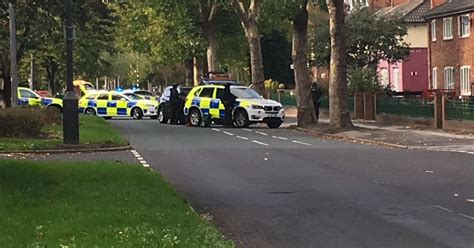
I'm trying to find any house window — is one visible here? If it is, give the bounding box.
[348,0,368,10]
[459,15,471,38]
[393,68,400,92]
[444,67,455,90]
[460,66,471,95]
[432,67,438,89]
[431,20,437,41]
[443,17,453,40]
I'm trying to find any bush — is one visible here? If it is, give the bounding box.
[0,107,55,138]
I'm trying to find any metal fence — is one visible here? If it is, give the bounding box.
[445,99,474,121]
[376,97,434,118]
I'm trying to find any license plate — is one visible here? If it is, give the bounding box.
[267,114,278,118]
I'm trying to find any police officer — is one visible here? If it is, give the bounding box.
[311,82,323,120]
[220,84,237,127]
[169,84,180,124]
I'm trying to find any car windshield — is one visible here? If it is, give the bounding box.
[231,87,261,99]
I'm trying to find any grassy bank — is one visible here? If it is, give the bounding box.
[0,160,234,247]
[0,116,128,150]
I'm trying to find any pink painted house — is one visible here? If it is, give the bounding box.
[377,0,431,94]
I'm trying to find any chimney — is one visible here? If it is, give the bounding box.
[431,0,446,8]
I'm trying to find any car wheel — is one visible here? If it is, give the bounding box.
[234,109,250,128]
[132,107,143,120]
[84,108,96,116]
[188,108,202,127]
[266,120,282,129]
[158,107,168,123]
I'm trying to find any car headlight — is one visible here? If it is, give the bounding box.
[251,105,264,109]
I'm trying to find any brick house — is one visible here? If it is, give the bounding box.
[376,0,431,94]
[424,0,473,97]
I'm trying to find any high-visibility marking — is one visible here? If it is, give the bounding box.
[223,131,234,136]
[131,150,152,169]
[243,128,252,132]
[212,128,222,132]
[292,140,311,146]
[252,140,269,146]
[236,136,249,140]
[272,136,288,140]
[143,163,150,168]
[256,131,268,136]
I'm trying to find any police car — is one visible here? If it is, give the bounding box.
[122,89,157,101]
[184,85,285,128]
[17,87,63,111]
[78,91,158,119]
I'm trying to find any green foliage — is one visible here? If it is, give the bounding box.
[311,7,410,68]
[261,31,294,85]
[347,67,382,94]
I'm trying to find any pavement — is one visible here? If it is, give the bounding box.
[108,119,474,248]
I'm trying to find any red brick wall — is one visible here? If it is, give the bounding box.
[391,0,410,6]
[428,12,473,96]
[370,0,391,9]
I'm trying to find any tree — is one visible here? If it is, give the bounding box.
[198,0,220,72]
[326,0,353,129]
[232,0,265,94]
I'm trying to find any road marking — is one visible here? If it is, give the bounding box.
[212,128,222,132]
[434,205,454,213]
[466,199,474,203]
[292,140,311,146]
[256,131,268,136]
[223,131,234,136]
[236,136,249,140]
[272,136,288,140]
[130,150,152,169]
[252,140,269,146]
[243,128,252,132]
[459,213,474,220]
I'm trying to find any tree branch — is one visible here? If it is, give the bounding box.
[208,2,219,22]
[232,0,249,24]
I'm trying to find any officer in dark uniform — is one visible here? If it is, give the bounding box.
[220,84,237,127]
[311,82,323,120]
[169,84,180,124]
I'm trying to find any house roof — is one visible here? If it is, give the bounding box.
[376,0,431,23]
[424,0,474,20]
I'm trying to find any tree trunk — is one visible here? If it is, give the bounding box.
[203,22,219,72]
[292,1,315,127]
[1,64,12,107]
[245,23,265,95]
[326,0,354,130]
[45,60,58,96]
[184,58,194,86]
[193,57,203,86]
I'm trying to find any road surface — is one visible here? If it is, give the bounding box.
[111,119,474,248]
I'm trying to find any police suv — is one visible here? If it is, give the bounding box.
[184,85,285,128]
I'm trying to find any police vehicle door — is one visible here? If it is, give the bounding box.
[198,87,215,117]
[96,93,110,116]
[214,88,225,119]
[109,93,127,116]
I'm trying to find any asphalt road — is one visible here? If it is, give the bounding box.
[110,119,474,248]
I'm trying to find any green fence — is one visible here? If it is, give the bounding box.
[445,100,474,121]
[376,97,434,118]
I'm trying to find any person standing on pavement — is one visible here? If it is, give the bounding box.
[169,84,180,124]
[220,84,237,127]
[311,82,323,120]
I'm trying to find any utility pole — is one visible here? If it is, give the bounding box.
[30,53,35,89]
[63,0,79,144]
[9,3,19,107]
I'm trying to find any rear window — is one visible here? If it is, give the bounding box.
[199,87,215,98]
[86,94,97,100]
[97,94,109,100]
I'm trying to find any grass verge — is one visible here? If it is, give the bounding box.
[0,160,234,247]
[0,116,128,151]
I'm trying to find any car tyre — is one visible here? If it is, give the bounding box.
[266,120,282,129]
[158,106,168,123]
[234,109,250,128]
[84,108,96,116]
[188,108,202,127]
[132,107,143,120]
